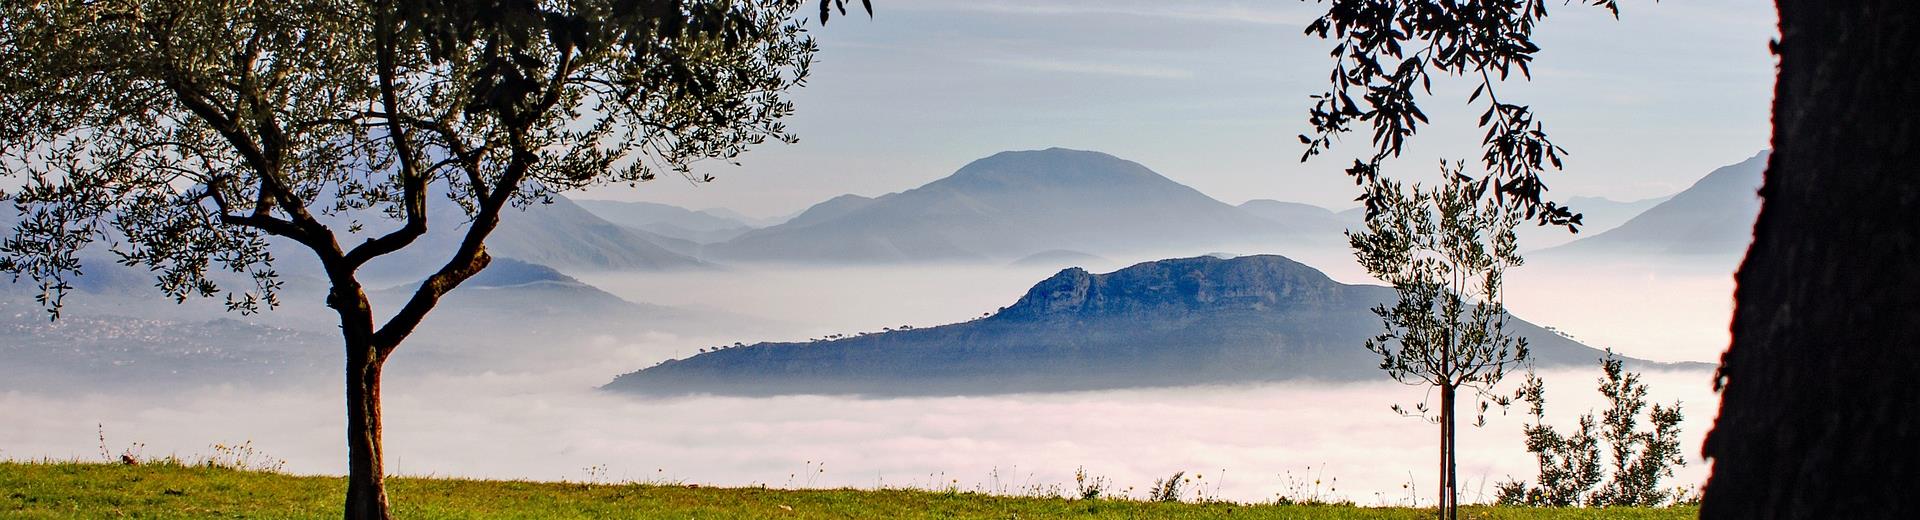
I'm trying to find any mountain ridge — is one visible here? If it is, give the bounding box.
[708,148,1320,264]
[605,254,1697,396]
[1544,150,1768,258]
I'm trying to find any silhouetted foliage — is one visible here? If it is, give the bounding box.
[0,1,862,518]
[1498,352,1685,507]
[1348,166,1528,520]
[1298,0,1630,230]
[1592,354,1686,506]
[1496,371,1602,507]
[1149,471,1188,503]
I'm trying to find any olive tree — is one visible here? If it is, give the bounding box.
[0,1,864,517]
[1348,166,1529,520]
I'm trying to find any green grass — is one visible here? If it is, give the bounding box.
[1,461,1697,519]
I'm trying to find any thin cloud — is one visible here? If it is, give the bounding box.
[981,57,1195,80]
[903,0,1310,26]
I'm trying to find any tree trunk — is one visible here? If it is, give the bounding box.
[328,279,392,520]
[1701,2,1920,518]
[1439,384,1456,520]
[343,343,390,519]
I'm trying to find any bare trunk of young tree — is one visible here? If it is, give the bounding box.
[1436,402,1446,515]
[1439,384,1457,520]
[1701,2,1920,518]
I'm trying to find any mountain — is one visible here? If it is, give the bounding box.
[1236,200,1359,238]
[1244,194,1672,251]
[605,254,1683,396]
[366,257,778,350]
[1519,194,1674,249]
[347,194,706,281]
[778,194,876,230]
[707,149,1313,263]
[1564,195,1675,229]
[1545,151,1768,258]
[486,196,708,272]
[700,207,792,228]
[1011,249,1113,270]
[573,199,758,244]
[0,254,769,393]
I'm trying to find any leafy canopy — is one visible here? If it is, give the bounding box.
[0,0,832,320]
[1498,352,1688,507]
[1300,0,1628,229]
[1349,163,1529,424]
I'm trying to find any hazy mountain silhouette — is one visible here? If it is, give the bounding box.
[1,255,771,392]
[1236,200,1358,238]
[365,257,760,348]
[707,149,1306,263]
[486,196,708,272]
[1011,249,1113,270]
[777,193,876,230]
[700,207,793,228]
[340,194,705,282]
[1544,151,1768,258]
[574,199,758,243]
[1247,193,1672,250]
[1521,194,1674,249]
[605,254,1690,396]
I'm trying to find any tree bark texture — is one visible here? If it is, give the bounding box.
[1701,2,1920,518]
[330,281,392,520]
[344,347,389,519]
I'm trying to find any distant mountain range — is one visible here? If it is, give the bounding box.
[1545,151,1768,258]
[1522,194,1674,249]
[8,147,1758,281]
[1235,199,1356,239]
[1244,190,1673,251]
[604,254,1693,396]
[0,254,769,392]
[482,196,708,272]
[365,257,771,352]
[573,199,759,244]
[705,148,1329,264]
[343,194,707,282]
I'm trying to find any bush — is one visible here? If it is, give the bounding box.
[1498,352,1686,507]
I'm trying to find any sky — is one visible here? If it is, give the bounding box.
[580,0,1779,219]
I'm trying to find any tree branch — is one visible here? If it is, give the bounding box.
[343,3,429,270]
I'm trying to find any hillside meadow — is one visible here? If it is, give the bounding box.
[1,462,1697,519]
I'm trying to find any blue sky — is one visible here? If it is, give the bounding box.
[580,0,1778,219]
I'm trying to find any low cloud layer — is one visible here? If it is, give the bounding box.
[4,361,1717,505]
[3,257,1729,505]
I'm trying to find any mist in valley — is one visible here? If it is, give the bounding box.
[2,250,1728,505]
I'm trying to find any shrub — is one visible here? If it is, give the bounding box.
[1498,352,1686,507]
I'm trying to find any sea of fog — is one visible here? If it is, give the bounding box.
[1,252,1734,505]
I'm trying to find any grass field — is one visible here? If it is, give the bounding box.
[0,461,1698,519]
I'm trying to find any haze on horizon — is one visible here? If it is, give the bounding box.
[3,259,1725,505]
[580,0,1777,220]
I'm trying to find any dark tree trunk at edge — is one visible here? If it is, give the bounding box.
[1702,2,1920,518]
